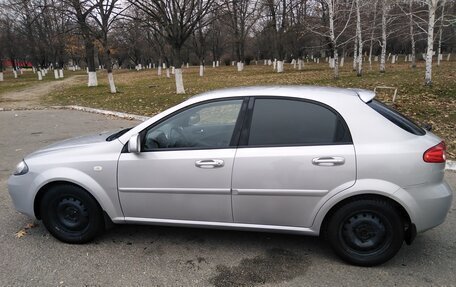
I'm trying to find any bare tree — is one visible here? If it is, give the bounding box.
[354,0,362,76]
[92,0,123,93]
[224,0,260,72]
[309,0,355,79]
[129,0,215,94]
[436,0,446,66]
[67,0,98,86]
[423,0,440,86]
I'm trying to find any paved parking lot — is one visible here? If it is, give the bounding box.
[1,109,455,286]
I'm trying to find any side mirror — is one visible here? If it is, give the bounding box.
[128,134,141,153]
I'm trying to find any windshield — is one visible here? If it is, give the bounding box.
[106,127,132,141]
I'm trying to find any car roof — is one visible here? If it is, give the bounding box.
[190,85,376,103]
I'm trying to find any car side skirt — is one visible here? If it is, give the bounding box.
[117,217,319,236]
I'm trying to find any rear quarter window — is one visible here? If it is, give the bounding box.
[367,100,425,136]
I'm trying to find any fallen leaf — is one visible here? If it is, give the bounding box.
[15,230,27,238]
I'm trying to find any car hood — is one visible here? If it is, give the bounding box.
[25,131,112,159]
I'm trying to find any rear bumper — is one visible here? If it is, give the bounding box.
[395,180,453,233]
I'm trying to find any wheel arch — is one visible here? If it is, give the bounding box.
[319,193,414,243]
[34,181,99,219]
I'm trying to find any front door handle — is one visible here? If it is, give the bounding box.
[195,159,224,168]
[312,157,345,166]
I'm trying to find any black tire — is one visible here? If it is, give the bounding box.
[326,199,404,266]
[40,184,104,244]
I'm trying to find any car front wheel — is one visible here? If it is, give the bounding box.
[327,199,404,266]
[40,184,104,243]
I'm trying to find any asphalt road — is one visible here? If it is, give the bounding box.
[0,109,455,287]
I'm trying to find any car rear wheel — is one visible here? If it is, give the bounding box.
[40,184,104,243]
[327,199,404,266]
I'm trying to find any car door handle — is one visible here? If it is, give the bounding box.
[312,157,345,166]
[195,159,224,168]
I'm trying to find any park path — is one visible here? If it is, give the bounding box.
[0,75,85,110]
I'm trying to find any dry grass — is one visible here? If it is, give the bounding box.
[38,60,456,158]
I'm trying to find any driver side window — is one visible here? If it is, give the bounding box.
[142,99,243,151]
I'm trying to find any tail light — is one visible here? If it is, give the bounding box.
[423,141,446,163]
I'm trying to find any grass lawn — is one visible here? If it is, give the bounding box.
[0,69,86,95]
[39,60,456,158]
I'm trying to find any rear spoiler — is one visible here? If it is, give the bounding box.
[351,88,376,103]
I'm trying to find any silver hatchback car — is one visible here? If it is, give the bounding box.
[8,86,452,266]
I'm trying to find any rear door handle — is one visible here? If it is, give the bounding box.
[195,159,224,168]
[312,157,345,166]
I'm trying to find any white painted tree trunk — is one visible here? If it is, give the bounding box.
[293,60,297,69]
[166,68,170,78]
[216,61,219,67]
[277,60,284,73]
[163,63,166,69]
[88,71,98,87]
[13,70,17,78]
[108,72,116,93]
[158,66,162,76]
[298,59,303,70]
[340,57,345,67]
[380,0,388,73]
[171,67,175,74]
[175,68,185,94]
[54,69,59,79]
[212,61,216,68]
[199,65,204,77]
[273,59,277,70]
[59,69,64,78]
[317,58,320,64]
[20,69,23,75]
[237,62,244,72]
[0,72,3,81]
[38,71,42,81]
[32,67,36,73]
[425,0,438,86]
[447,54,451,61]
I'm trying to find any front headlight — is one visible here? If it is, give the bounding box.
[14,160,29,176]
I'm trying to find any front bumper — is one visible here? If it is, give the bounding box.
[8,173,38,219]
[395,180,453,233]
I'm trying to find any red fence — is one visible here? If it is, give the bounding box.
[2,60,33,68]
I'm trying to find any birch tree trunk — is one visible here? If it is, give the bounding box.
[409,0,416,68]
[368,1,378,71]
[328,0,339,79]
[353,38,358,71]
[425,0,438,86]
[380,0,388,73]
[355,0,363,76]
[437,0,446,67]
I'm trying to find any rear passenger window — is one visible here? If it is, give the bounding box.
[367,100,425,135]
[247,98,351,146]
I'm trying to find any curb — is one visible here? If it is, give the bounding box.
[51,105,150,121]
[446,160,456,172]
